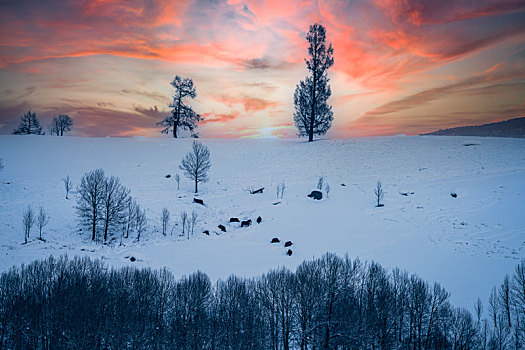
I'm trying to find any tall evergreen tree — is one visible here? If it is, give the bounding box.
[158,76,202,138]
[293,24,334,142]
[12,110,43,135]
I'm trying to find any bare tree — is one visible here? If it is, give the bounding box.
[499,275,512,328]
[49,114,73,136]
[175,173,180,190]
[180,141,211,193]
[37,206,49,240]
[277,181,286,199]
[76,169,105,241]
[161,207,170,236]
[22,205,35,244]
[317,176,324,190]
[63,175,73,200]
[135,207,147,242]
[180,211,188,235]
[374,181,384,207]
[101,176,130,243]
[190,210,198,239]
[324,183,330,198]
[123,197,138,238]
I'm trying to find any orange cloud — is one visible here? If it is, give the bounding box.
[1,0,524,137]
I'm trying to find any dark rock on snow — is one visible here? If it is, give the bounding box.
[241,219,252,228]
[307,190,323,200]
[286,249,293,256]
[193,198,204,205]
[284,241,293,247]
[218,225,226,232]
[229,217,240,223]
[256,216,262,224]
[250,187,264,194]
[271,238,280,243]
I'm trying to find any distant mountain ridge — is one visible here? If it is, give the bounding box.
[423,117,525,138]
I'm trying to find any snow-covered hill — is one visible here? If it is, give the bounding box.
[0,135,524,309]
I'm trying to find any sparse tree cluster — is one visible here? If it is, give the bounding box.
[49,114,73,136]
[1,254,522,349]
[76,169,145,243]
[158,75,203,138]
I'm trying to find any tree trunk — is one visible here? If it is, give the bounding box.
[92,209,96,241]
[308,75,316,143]
[195,178,198,193]
[308,31,318,143]
[173,94,182,138]
[104,220,109,242]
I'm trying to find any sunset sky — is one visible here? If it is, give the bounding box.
[0,0,524,138]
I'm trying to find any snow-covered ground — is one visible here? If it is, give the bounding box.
[0,135,524,309]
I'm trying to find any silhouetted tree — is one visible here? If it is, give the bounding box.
[158,76,202,138]
[12,111,43,135]
[180,141,211,193]
[294,24,334,142]
[49,114,73,136]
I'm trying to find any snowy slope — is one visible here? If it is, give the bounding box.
[0,135,524,309]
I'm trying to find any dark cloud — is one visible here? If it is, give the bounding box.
[133,105,167,120]
[240,56,292,70]
[364,68,525,117]
[121,89,168,102]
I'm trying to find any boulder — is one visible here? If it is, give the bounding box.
[307,190,323,200]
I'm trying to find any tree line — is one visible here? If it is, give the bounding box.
[1,254,523,350]
[12,111,73,136]
[11,23,333,141]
